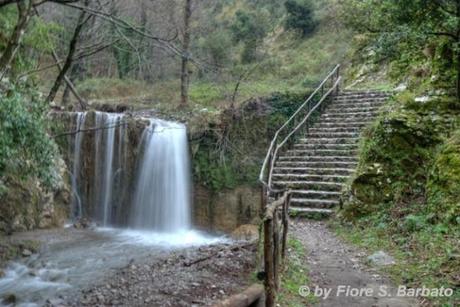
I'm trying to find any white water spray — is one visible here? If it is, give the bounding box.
[130,119,191,232]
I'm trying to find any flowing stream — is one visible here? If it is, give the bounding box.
[0,112,223,306]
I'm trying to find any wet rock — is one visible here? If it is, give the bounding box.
[231,224,259,241]
[367,250,395,266]
[22,249,33,257]
[2,293,16,305]
[73,218,91,229]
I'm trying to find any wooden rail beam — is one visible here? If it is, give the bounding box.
[213,284,265,307]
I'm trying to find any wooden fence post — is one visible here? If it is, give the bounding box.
[273,212,280,291]
[281,193,290,261]
[264,218,275,307]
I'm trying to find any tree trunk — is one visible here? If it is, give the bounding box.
[61,61,83,106]
[0,0,32,82]
[46,1,87,104]
[180,0,192,106]
[457,0,460,101]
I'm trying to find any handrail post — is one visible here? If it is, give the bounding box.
[264,217,275,307]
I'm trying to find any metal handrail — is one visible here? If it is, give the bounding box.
[259,64,341,191]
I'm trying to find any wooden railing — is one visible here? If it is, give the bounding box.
[263,190,291,307]
[259,64,341,193]
[259,65,341,307]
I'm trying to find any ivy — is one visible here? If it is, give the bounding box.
[0,89,59,190]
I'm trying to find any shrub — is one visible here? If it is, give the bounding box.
[0,90,59,190]
[284,0,317,37]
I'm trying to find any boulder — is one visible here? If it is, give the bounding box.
[231,224,259,242]
[367,250,395,266]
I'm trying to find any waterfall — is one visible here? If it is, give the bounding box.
[70,113,86,219]
[99,113,122,226]
[70,112,191,233]
[130,119,191,232]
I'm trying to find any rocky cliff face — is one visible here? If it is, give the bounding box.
[193,185,260,233]
[0,157,70,233]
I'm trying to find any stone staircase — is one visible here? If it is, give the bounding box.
[272,90,391,218]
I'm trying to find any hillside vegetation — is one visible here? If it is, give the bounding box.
[334,1,460,305]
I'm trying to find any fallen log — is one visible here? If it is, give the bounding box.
[212,283,265,307]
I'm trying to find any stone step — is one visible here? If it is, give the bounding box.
[321,113,377,119]
[285,149,359,156]
[277,155,358,162]
[297,137,359,145]
[322,110,378,116]
[314,122,371,128]
[290,198,339,209]
[309,126,361,132]
[289,207,334,219]
[326,106,382,113]
[341,90,392,95]
[334,94,389,101]
[290,190,341,200]
[329,104,385,111]
[293,143,358,150]
[273,167,354,176]
[335,92,392,98]
[317,119,373,125]
[275,161,357,168]
[271,90,389,220]
[331,101,386,108]
[273,180,343,191]
[308,127,361,138]
[272,173,349,183]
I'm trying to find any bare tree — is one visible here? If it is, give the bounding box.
[180,0,192,106]
[0,0,33,82]
[46,0,89,104]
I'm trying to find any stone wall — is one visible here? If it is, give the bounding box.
[0,158,70,233]
[193,185,261,233]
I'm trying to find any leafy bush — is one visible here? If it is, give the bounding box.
[0,90,59,190]
[427,130,460,224]
[342,94,459,222]
[192,91,310,191]
[284,0,317,37]
[231,9,269,63]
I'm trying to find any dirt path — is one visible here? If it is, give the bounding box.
[291,220,419,307]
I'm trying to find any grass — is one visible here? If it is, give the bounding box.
[331,219,460,306]
[58,0,352,114]
[277,237,317,306]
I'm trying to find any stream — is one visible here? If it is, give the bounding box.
[0,227,225,306]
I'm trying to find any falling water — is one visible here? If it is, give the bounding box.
[99,113,121,226]
[70,113,86,219]
[130,119,191,232]
[70,112,191,233]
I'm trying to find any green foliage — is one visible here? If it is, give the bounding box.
[192,91,309,191]
[337,94,460,305]
[0,7,61,77]
[231,10,267,43]
[198,30,233,66]
[333,219,460,306]
[231,9,269,63]
[342,93,459,221]
[341,0,459,95]
[284,0,317,37]
[277,237,315,306]
[0,89,59,190]
[427,130,460,224]
[77,78,149,100]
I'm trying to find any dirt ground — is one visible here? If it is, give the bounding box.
[61,243,257,307]
[291,220,420,307]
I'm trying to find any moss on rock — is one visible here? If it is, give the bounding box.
[427,130,460,224]
[341,93,459,222]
